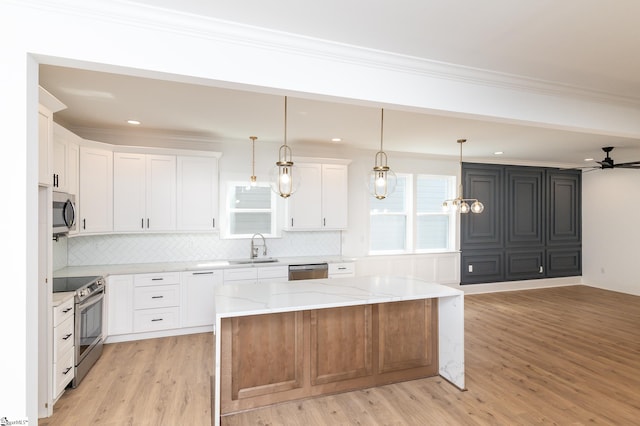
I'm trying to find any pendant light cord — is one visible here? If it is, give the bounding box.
[380,108,384,151]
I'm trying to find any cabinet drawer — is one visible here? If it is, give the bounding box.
[53,348,74,398]
[257,265,289,280]
[133,307,180,332]
[134,271,181,287]
[134,284,180,309]
[224,268,257,282]
[54,316,74,358]
[329,262,355,276]
[53,297,74,327]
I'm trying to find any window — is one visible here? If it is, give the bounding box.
[226,182,277,237]
[369,174,456,254]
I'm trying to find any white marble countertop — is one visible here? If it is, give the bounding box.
[52,291,74,307]
[215,275,462,318]
[53,255,355,278]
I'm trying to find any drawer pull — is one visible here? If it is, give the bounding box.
[193,272,214,275]
[62,307,72,313]
[338,267,347,270]
[62,333,72,340]
[151,295,164,299]
[151,278,164,281]
[151,318,163,322]
[63,367,72,375]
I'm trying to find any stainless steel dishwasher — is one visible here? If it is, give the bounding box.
[288,263,329,280]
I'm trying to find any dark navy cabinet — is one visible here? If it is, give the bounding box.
[461,164,581,284]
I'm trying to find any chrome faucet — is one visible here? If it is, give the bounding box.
[250,233,267,259]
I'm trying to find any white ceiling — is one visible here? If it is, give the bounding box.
[38,0,640,166]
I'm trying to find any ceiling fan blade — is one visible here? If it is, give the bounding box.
[615,160,640,167]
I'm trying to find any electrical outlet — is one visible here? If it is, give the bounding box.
[468,264,473,273]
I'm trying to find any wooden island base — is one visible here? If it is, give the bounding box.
[220,299,438,415]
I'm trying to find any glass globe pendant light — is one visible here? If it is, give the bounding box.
[368,108,396,200]
[442,138,484,214]
[270,96,299,198]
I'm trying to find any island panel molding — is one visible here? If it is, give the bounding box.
[214,276,463,424]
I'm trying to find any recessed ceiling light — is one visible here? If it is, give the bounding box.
[331,138,342,142]
[584,158,594,162]
[494,151,504,155]
[127,119,141,125]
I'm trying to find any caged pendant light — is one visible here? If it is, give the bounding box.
[442,139,484,214]
[270,96,299,198]
[368,108,397,200]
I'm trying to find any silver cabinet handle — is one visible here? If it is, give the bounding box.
[193,272,213,275]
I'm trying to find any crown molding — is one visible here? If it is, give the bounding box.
[24,0,640,109]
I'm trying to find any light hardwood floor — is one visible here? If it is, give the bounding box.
[40,285,640,425]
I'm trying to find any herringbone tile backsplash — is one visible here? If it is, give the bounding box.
[60,231,341,266]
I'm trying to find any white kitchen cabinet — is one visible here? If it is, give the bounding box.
[177,155,219,231]
[285,163,349,230]
[224,265,289,285]
[257,265,289,283]
[79,145,113,233]
[113,152,176,232]
[329,262,355,278]
[38,104,53,187]
[132,272,180,333]
[52,297,74,399]
[52,123,80,195]
[181,270,223,328]
[106,275,134,336]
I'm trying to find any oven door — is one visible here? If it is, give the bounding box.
[75,289,104,364]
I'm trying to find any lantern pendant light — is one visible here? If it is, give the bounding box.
[442,139,484,214]
[249,136,258,186]
[368,108,397,199]
[271,96,297,198]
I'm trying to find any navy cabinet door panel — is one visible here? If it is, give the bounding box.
[461,164,503,249]
[506,168,544,247]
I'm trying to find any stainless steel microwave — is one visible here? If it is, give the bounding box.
[53,191,77,235]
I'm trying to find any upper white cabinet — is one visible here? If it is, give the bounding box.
[177,155,219,231]
[79,145,113,233]
[38,105,53,187]
[38,87,66,187]
[285,162,349,230]
[52,123,80,195]
[113,153,176,232]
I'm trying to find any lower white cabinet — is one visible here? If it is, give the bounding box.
[133,272,180,333]
[133,307,180,332]
[223,265,289,285]
[329,262,355,278]
[52,297,75,399]
[106,274,134,336]
[181,270,223,328]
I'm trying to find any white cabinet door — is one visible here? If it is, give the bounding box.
[181,270,223,328]
[52,133,68,191]
[38,105,53,186]
[113,152,146,231]
[106,275,134,336]
[146,154,176,231]
[286,163,322,230]
[321,164,348,229]
[113,153,176,232]
[79,146,113,233]
[177,156,218,230]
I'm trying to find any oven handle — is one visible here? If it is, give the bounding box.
[77,288,105,309]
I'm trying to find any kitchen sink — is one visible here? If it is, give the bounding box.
[228,257,279,265]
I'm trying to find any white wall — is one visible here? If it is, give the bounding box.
[582,169,640,296]
[4,0,640,420]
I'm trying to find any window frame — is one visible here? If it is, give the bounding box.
[224,181,278,239]
[369,173,457,255]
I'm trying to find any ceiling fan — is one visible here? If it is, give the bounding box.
[592,147,640,169]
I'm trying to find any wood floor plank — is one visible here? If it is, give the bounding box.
[40,285,640,425]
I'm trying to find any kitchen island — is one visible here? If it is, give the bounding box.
[213,276,464,425]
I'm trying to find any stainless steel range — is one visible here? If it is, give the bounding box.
[53,275,105,387]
